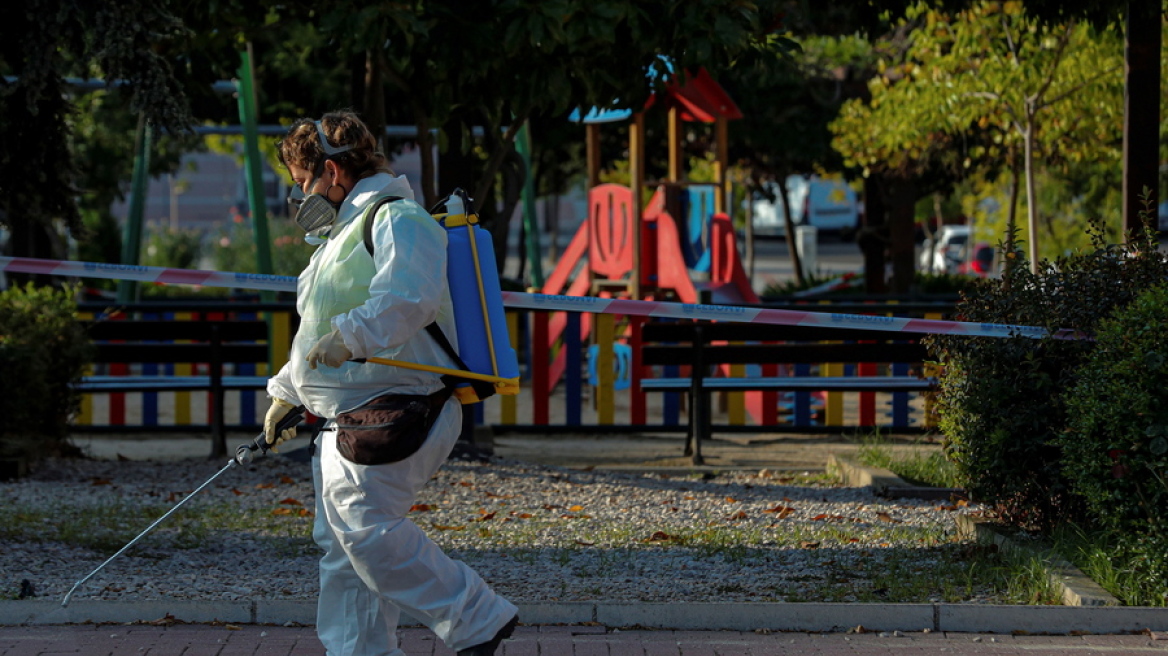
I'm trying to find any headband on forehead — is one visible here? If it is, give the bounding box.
[315,120,353,157]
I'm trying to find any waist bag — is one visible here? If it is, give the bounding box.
[334,387,454,466]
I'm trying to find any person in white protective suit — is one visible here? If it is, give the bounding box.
[263,111,518,656]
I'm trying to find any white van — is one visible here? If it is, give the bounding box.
[750,174,859,238]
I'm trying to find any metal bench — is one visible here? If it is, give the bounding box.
[640,322,933,465]
[79,320,271,458]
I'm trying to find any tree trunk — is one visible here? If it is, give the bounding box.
[858,175,888,294]
[363,50,387,154]
[886,179,917,294]
[776,175,804,284]
[1023,122,1039,273]
[1122,0,1162,240]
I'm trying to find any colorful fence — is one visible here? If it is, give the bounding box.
[71,300,948,434]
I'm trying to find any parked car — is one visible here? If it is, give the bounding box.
[750,174,859,239]
[956,242,996,277]
[919,224,971,274]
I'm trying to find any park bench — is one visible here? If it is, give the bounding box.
[640,321,934,465]
[78,319,272,458]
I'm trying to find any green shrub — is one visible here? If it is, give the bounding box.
[142,223,204,270]
[924,221,1168,531]
[212,217,314,279]
[0,284,93,461]
[1061,284,1168,542]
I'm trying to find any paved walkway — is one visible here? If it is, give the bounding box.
[2,624,1167,655]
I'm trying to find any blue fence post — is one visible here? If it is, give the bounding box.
[565,312,582,426]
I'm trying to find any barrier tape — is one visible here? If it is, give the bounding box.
[1,256,1076,340]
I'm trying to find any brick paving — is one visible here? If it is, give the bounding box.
[2,624,1167,656]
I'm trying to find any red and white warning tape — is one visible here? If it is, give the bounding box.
[1,256,1075,340]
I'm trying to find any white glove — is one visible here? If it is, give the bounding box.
[264,397,299,452]
[306,329,353,369]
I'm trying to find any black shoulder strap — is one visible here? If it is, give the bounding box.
[425,323,496,401]
[362,196,404,257]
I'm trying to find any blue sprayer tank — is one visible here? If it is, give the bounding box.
[437,191,521,403]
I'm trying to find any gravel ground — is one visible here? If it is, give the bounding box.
[0,454,996,605]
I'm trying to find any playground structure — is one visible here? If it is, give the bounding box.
[540,67,760,404]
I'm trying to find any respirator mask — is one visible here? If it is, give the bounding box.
[287,121,354,240]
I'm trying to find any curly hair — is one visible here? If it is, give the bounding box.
[277,110,393,178]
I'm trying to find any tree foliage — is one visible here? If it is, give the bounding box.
[832,0,1125,270]
[0,0,195,260]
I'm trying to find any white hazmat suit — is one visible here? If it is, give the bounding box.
[267,172,518,656]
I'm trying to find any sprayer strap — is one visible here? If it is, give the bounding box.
[424,323,496,401]
[362,196,405,257]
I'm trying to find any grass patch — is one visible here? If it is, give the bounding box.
[0,501,314,556]
[1050,523,1168,607]
[855,436,965,488]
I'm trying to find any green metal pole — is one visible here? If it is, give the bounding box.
[515,121,543,288]
[236,44,275,301]
[117,114,151,303]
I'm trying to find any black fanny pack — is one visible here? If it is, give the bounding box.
[334,387,454,466]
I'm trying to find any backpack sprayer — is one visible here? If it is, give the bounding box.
[60,406,306,607]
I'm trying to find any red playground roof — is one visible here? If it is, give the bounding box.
[646,67,743,122]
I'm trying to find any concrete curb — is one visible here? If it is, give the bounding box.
[2,600,1164,634]
[955,515,1121,607]
[826,454,905,494]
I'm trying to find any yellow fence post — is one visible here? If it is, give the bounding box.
[596,312,615,424]
[501,311,519,425]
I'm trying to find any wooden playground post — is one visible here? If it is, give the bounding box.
[668,106,684,183]
[630,113,645,300]
[714,117,729,215]
[586,123,602,190]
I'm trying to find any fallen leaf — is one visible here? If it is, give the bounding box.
[255,483,275,489]
[683,495,696,501]
[225,624,242,631]
[91,478,112,486]
[147,613,181,626]
[230,488,244,496]
[271,508,293,515]
[763,505,795,518]
[727,510,748,521]
[279,498,302,506]
[431,524,466,531]
[644,531,677,543]
[484,491,514,499]
[876,512,896,522]
[410,504,432,512]
[473,512,497,522]
[280,476,296,485]
[458,481,474,487]
[800,541,820,549]
[517,513,533,519]
[725,497,738,503]
[568,505,585,512]
[298,509,313,517]
[543,504,563,510]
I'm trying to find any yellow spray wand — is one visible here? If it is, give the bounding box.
[354,356,513,387]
